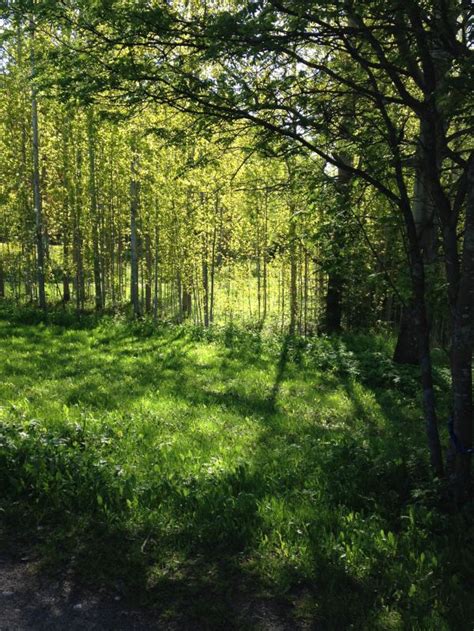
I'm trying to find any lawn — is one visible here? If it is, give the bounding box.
[0,308,472,629]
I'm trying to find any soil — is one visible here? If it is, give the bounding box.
[0,550,165,631]
[0,548,301,631]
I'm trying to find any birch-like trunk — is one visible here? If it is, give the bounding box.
[30,19,46,311]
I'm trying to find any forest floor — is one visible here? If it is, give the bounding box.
[0,306,472,629]
[0,540,296,630]
[0,544,162,630]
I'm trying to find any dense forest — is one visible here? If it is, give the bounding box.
[0,1,473,629]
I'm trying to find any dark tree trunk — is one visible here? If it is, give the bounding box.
[393,304,419,365]
[63,272,70,303]
[324,153,352,333]
[182,289,192,320]
[399,179,443,475]
[448,153,474,502]
[394,120,437,363]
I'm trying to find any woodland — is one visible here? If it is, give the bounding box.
[0,1,473,628]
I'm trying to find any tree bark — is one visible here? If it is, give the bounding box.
[30,19,46,312]
[145,231,152,313]
[87,109,103,311]
[202,255,209,327]
[153,224,159,321]
[393,304,419,364]
[73,146,85,312]
[130,146,140,317]
[324,154,352,333]
[289,205,298,336]
[448,153,474,502]
[394,120,437,364]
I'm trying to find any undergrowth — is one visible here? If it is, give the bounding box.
[0,306,472,629]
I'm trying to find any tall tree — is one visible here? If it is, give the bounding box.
[29,16,46,310]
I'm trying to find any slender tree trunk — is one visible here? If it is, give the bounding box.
[201,227,209,327]
[304,251,309,335]
[118,226,123,303]
[73,146,84,312]
[145,231,152,313]
[61,117,72,305]
[130,145,140,317]
[153,224,159,321]
[210,224,217,324]
[289,206,297,336]
[30,19,46,311]
[183,289,192,320]
[62,246,70,303]
[177,272,183,321]
[263,191,268,321]
[87,109,103,311]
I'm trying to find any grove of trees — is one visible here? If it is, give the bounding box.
[0,0,473,501]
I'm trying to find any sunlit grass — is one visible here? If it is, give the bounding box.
[0,309,471,629]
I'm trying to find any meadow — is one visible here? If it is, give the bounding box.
[0,305,473,629]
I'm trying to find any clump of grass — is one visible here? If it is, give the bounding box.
[0,308,472,629]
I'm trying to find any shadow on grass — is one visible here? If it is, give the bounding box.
[1,316,472,629]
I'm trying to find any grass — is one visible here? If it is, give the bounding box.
[0,305,472,629]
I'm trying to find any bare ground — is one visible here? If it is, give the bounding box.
[0,547,301,631]
[0,550,166,631]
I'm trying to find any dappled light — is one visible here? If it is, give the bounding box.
[1,312,471,627]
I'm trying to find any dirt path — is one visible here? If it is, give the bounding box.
[0,552,165,631]
[0,546,300,630]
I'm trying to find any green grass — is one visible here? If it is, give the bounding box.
[0,306,472,629]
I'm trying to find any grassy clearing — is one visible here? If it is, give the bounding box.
[0,306,472,629]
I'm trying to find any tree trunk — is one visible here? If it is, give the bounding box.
[62,261,70,303]
[289,206,297,336]
[263,191,268,320]
[394,120,437,364]
[324,155,352,333]
[393,304,419,364]
[401,189,444,476]
[145,231,152,313]
[448,153,474,502]
[153,225,159,321]
[30,19,46,312]
[130,146,140,317]
[202,256,209,327]
[182,289,192,320]
[87,109,103,311]
[210,223,217,324]
[73,146,85,312]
